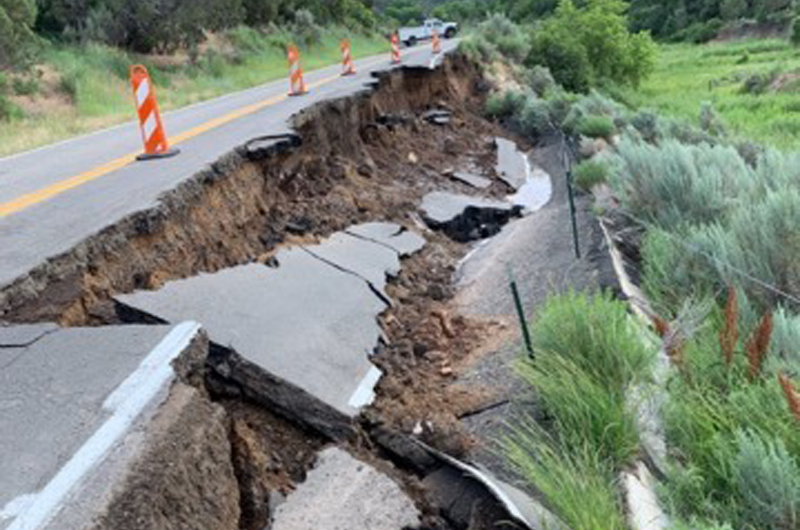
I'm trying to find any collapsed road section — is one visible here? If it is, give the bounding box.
[0,52,575,530]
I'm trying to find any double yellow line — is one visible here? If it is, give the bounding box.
[0,54,389,218]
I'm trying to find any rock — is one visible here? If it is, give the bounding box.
[495,138,528,190]
[409,152,419,164]
[450,171,492,190]
[420,191,523,243]
[271,448,420,530]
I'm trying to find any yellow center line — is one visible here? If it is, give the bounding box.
[0,53,392,218]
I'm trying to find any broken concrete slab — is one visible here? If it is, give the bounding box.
[421,191,522,243]
[271,447,420,530]
[450,171,492,190]
[345,222,426,257]
[0,322,219,530]
[115,234,407,439]
[302,232,400,299]
[0,323,59,348]
[496,137,529,190]
[508,164,553,212]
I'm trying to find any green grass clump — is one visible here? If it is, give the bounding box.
[505,428,628,530]
[577,115,615,139]
[573,159,609,191]
[503,291,653,528]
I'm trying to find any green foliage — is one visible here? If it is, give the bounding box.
[577,115,614,138]
[524,65,556,97]
[660,316,800,527]
[383,0,423,25]
[477,13,531,62]
[733,430,800,529]
[503,290,652,529]
[792,17,800,47]
[0,94,24,121]
[504,428,628,530]
[532,290,653,390]
[573,159,609,191]
[0,0,38,69]
[12,75,39,96]
[527,0,657,92]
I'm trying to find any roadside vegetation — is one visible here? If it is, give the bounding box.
[463,2,800,529]
[0,0,425,156]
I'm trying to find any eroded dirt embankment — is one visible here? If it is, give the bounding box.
[0,57,489,326]
[2,55,541,530]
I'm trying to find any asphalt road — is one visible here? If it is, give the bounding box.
[0,39,458,290]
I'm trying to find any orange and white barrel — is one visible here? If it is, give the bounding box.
[287,45,308,96]
[129,65,178,160]
[341,38,356,76]
[391,33,402,64]
[432,30,442,54]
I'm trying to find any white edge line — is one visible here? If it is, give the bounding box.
[5,321,201,530]
[347,365,383,409]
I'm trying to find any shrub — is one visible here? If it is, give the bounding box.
[518,97,556,137]
[458,34,498,63]
[631,110,660,143]
[12,76,39,96]
[0,94,23,121]
[733,430,800,529]
[740,72,775,95]
[485,90,529,119]
[699,102,726,137]
[791,17,800,47]
[562,90,627,134]
[292,9,322,47]
[578,115,615,139]
[573,159,609,191]
[608,137,752,229]
[525,65,557,97]
[226,25,265,57]
[472,13,531,63]
[0,0,38,69]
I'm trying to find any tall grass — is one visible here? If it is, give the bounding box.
[627,39,800,149]
[503,291,653,529]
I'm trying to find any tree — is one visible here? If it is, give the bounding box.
[0,0,37,69]
[527,0,656,91]
[385,0,424,24]
[720,0,746,21]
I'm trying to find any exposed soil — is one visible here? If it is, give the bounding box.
[1,55,559,530]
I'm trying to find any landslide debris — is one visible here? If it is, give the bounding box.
[0,55,547,530]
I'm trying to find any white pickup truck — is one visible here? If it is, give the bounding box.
[399,19,459,47]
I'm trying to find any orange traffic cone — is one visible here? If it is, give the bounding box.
[390,33,402,65]
[129,65,179,161]
[432,30,442,55]
[341,38,356,76]
[287,45,308,96]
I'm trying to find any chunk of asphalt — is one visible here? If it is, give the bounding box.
[271,447,420,530]
[115,245,389,440]
[0,322,205,530]
[0,323,59,348]
[345,222,426,257]
[421,109,452,126]
[451,171,492,190]
[302,232,401,300]
[421,191,523,243]
[495,137,529,190]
